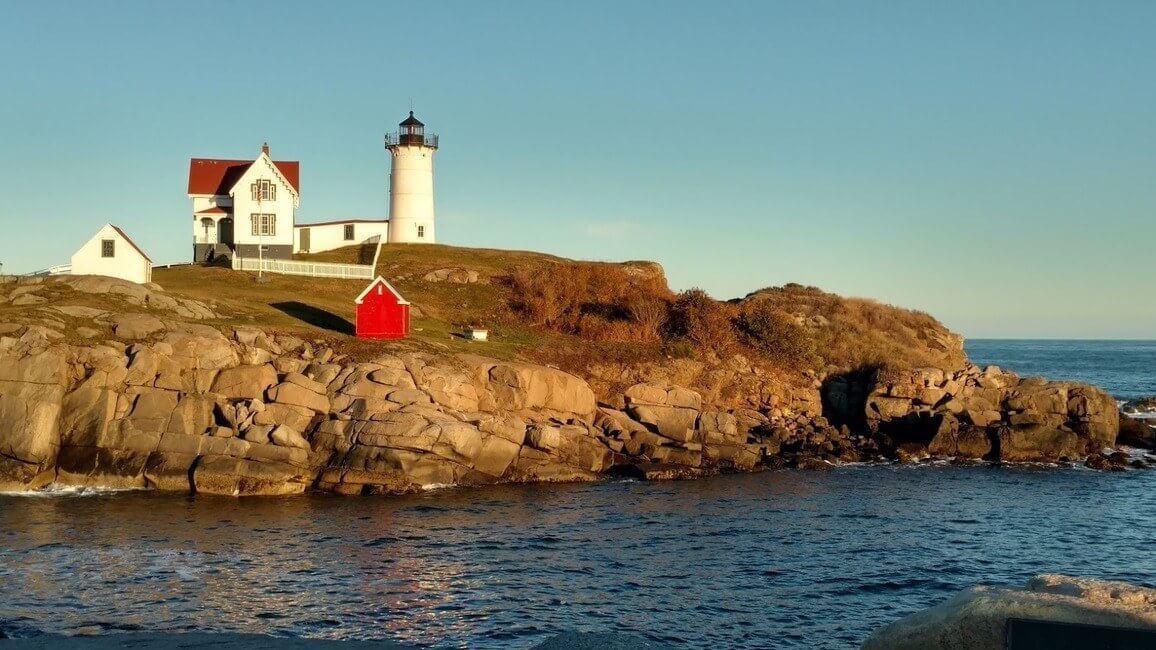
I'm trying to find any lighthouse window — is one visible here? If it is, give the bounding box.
[101,239,115,258]
[417,225,425,238]
[344,224,355,240]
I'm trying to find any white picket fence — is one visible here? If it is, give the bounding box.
[231,236,382,280]
[23,264,72,277]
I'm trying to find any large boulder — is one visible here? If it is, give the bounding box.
[483,361,596,417]
[624,383,703,443]
[108,313,166,340]
[267,381,331,413]
[849,365,1120,463]
[211,364,278,400]
[0,349,68,487]
[862,575,1156,650]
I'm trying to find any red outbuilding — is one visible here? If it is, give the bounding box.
[355,276,410,339]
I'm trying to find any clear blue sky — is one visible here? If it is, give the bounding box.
[1,1,1153,339]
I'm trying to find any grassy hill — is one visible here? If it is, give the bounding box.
[151,243,967,390]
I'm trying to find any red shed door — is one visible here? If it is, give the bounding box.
[359,289,407,338]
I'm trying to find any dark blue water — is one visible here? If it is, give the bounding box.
[1,340,1153,648]
[967,339,1156,401]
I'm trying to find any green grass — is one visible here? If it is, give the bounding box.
[150,244,582,362]
[142,243,965,376]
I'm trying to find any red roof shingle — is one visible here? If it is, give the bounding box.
[187,158,300,196]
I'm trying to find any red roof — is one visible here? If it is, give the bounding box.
[195,205,232,215]
[109,224,153,263]
[187,158,300,195]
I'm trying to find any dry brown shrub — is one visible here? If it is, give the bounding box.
[627,296,668,341]
[738,285,965,371]
[736,301,820,369]
[508,262,670,342]
[668,288,737,355]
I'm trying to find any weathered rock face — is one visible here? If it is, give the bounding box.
[0,307,891,494]
[0,275,1131,495]
[862,574,1156,650]
[0,310,746,494]
[825,365,1120,464]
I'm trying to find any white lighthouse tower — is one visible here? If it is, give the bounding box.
[385,111,438,244]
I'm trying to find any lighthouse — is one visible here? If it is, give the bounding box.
[384,111,438,244]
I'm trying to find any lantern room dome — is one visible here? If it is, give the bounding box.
[399,111,424,128]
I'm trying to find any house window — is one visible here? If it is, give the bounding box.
[101,239,115,258]
[251,179,276,202]
[344,224,355,240]
[417,225,425,238]
[250,213,276,236]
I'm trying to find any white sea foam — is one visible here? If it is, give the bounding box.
[0,484,147,498]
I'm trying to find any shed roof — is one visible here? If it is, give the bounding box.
[104,224,152,262]
[355,276,409,305]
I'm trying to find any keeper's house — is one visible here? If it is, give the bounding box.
[187,144,300,262]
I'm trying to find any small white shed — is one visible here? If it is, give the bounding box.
[70,224,153,284]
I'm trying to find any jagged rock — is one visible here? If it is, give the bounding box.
[422,267,480,284]
[284,371,327,394]
[193,456,311,496]
[11,294,47,306]
[627,404,699,442]
[420,366,482,412]
[267,381,331,413]
[863,574,1156,650]
[699,411,741,444]
[998,425,1083,462]
[1119,415,1155,449]
[253,403,316,431]
[849,365,1119,464]
[211,364,277,400]
[270,425,311,450]
[368,367,415,388]
[163,330,237,370]
[635,462,706,480]
[109,313,166,340]
[242,424,274,445]
[485,361,596,417]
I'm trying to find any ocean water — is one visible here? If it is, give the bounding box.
[1,340,1154,648]
[967,339,1156,401]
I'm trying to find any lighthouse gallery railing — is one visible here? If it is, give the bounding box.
[384,133,439,148]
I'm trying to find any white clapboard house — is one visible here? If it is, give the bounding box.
[70,223,153,284]
[187,144,301,262]
[188,144,390,262]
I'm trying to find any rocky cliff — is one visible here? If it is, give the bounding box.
[825,364,1120,464]
[0,274,1131,496]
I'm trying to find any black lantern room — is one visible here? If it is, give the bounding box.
[386,111,439,149]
